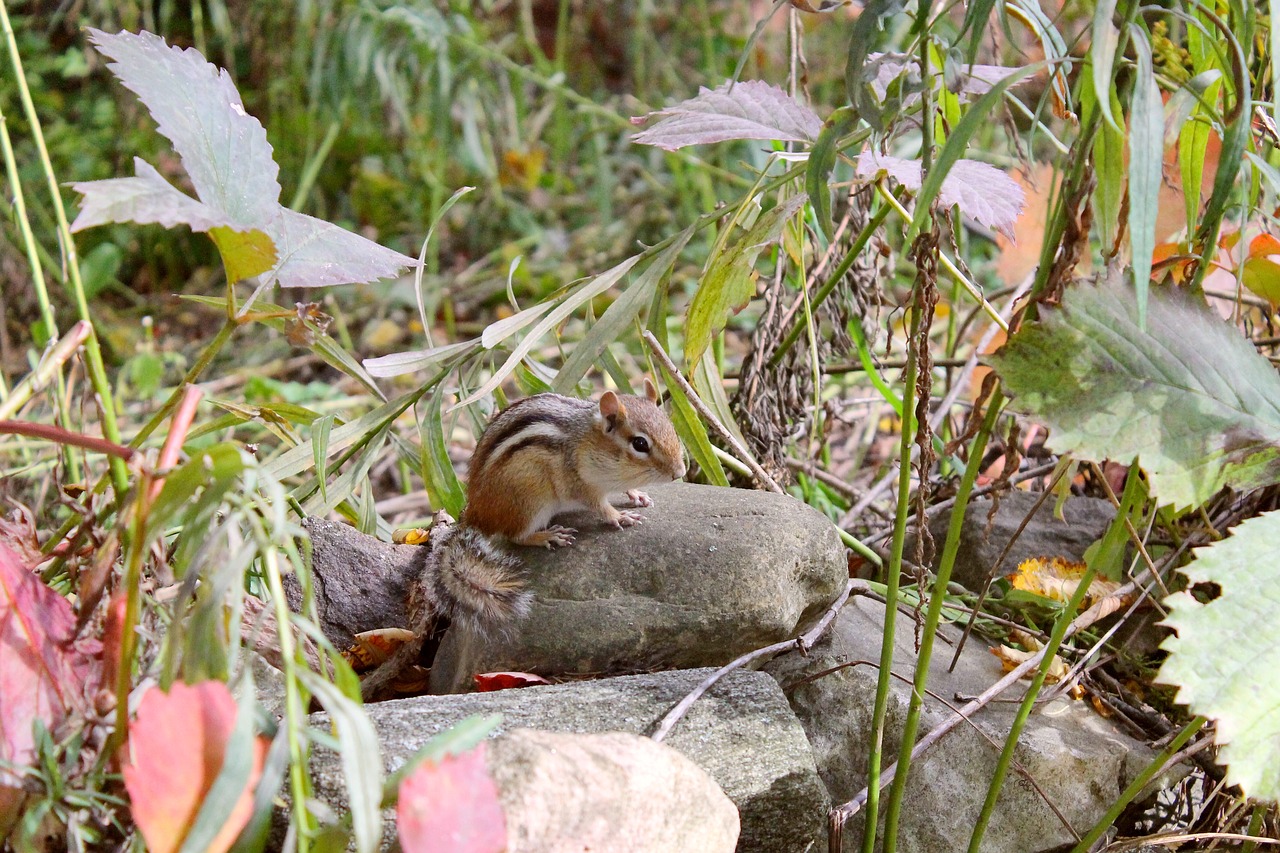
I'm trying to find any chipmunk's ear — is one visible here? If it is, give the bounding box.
[642,377,659,402]
[599,390,626,430]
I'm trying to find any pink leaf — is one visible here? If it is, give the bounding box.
[856,152,1026,240]
[122,681,265,853]
[631,81,822,151]
[0,544,101,787]
[398,743,507,853]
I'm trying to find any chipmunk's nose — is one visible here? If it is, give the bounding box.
[672,454,688,480]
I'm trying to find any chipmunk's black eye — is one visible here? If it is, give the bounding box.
[630,436,651,454]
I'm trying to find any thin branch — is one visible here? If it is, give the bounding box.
[651,579,864,743]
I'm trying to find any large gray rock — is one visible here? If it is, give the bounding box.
[307,669,829,852]
[765,597,1167,853]
[914,490,1116,592]
[489,729,739,852]
[430,482,846,693]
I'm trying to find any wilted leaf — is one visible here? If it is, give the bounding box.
[72,29,418,288]
[473,672,552,692]
[0,544,101,787]
[856,152,1025,239]
[991,643,1070,683]
[398,744,506,853]
[1008,556,1130,613]
[994,280,1280,509]
[122,681,266,853]
[631,81,822,151]
[343,629,416,673]
[1158,510,1280,801]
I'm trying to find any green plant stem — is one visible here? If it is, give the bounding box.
[1068,715,1208,853]
[967,557,1099,852]
[262,546,317,853]
[0,0,129,499]
[882,386,1003,846]
[860,295,921,853]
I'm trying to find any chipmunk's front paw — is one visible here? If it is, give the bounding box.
[625,489,653,508]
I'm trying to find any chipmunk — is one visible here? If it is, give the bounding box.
[361,379,686,699]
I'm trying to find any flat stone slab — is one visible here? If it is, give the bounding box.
[307,669,829,852]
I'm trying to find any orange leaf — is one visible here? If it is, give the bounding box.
[122,681,266,853]
[0,544,101,787]
[1247,233,1280,260]
[398,743,507,853]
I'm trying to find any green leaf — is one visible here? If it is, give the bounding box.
[1158,510,1280,801]
[658,363,728,487]
[685,195,805,367]
[993,279,1280,510]
[1127,26,1164,328]
[301,671,384,853]
[806,106,858,241]
[1090,0,1120,131]
[418,383,467,518]
[1087,85,1125,253]
[1178,113,1213,237]
[553,228,692,394]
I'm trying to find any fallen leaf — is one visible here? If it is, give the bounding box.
[398,743,506,853]
[474,672,552,692]
[343,628,416,673]
[122,681,266,853]
[1007,556,1130,611]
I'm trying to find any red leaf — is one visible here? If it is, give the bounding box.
[0,544,101,786]
[473,671,551,692]
[122,681,265,853]
[398,744,507,853]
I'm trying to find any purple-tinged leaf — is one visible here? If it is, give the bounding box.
[71,158,230,233]
[866,53,1028,101]
[73,30,420,288]
[631,81,822,151]
[856,153,1025,239]
[263,207,416,289]
[86,28,280,225]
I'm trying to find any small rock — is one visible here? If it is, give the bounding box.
[305,669,829,852]
[765,596,1174,853]
[430,482,847,693]
[488,729,739,852]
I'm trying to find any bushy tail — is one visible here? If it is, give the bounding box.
[426,524,532,636]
